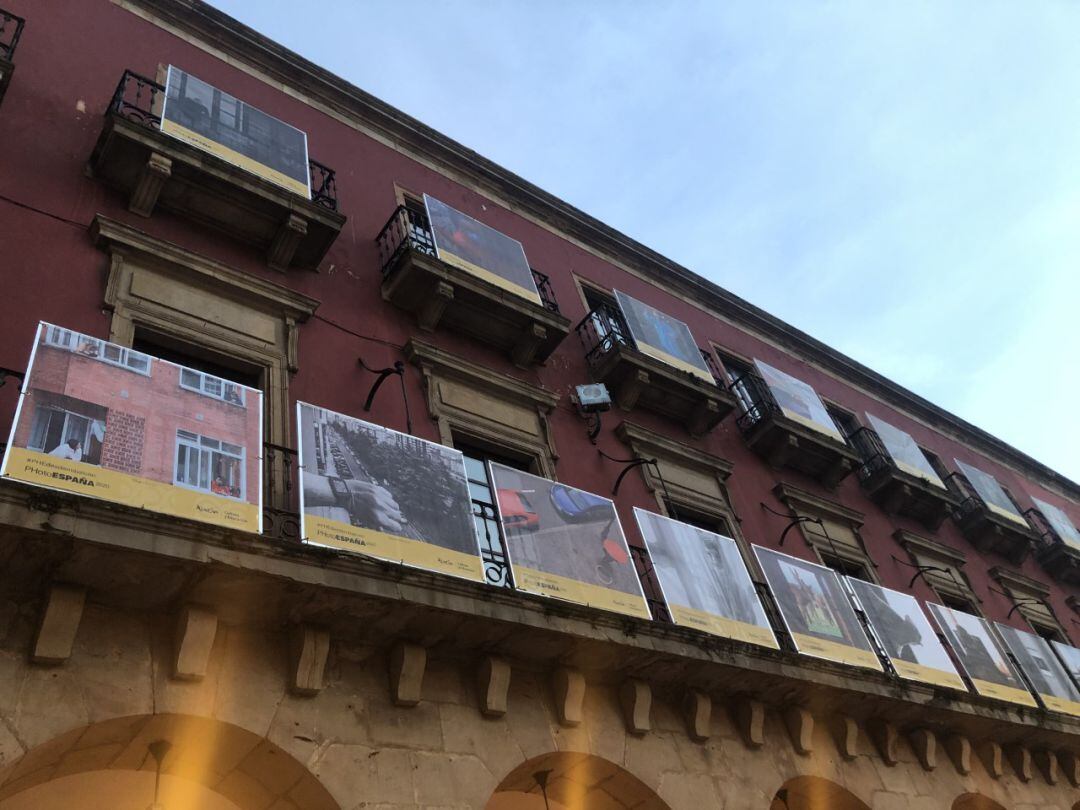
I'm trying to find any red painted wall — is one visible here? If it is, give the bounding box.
[0,0,1076,639]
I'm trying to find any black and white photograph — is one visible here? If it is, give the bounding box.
[1051,641,1080,691]
[954,460,1027,525]
[297,402,483,581]
[926,604,1036,707]
[490,463,649,619]
[634,508,776,648]
[865,412,944,488]
[846,579,964,689]
[1032,497,1080,550]
[613,290,713,382]
[753,546,880,670]
[995,623,1080,716]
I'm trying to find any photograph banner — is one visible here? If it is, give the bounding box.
[1032,497,1080,550]
[753,360,843,441]
[1,323,262,533]
[954,460,1027,526]
[753,546,881,670]
[995,624,1080,717]
[634,509,777,648]
[613,290,713,383]
[490,464,649,619]
[1051,641,1080,690]
[846,579,964,690]
[161,65,310,198]
[865,413,944,488]
[423,194,541,304]
[296,403,483,582]
[926,604,1036,707]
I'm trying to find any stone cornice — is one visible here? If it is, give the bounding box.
[773,482,865,527]
[123,0,1079,502]
[615,420,734,480]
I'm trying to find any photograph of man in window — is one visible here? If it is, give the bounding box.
[929,605,1025,691]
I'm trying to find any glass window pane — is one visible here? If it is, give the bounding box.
[462,455,487,482]
[177,429,198,442]
[180,368,201,388]
[204,377,222,396]
[468,480,492,504]
[103,344,122,362]
[222,442,243,456]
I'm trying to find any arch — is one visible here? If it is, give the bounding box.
[0,713,340,810]
[953,795,1007,810]
[770,776,870,810]
[486,751,670,810]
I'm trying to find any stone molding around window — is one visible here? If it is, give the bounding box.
[895,529,980,609]
[91,214,319,510]
[989,565,1066,638]
[404,338,559,477]
[773,482,878,579]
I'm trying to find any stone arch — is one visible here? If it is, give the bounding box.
[0,713,339,810]
[952,796,1007,810]
[486,751,670,810]
[770,776,870,810]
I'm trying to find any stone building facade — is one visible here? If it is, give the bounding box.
[0,2,1078,809]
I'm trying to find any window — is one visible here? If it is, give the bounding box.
[990,567,1069,643]
[716,353,756,415]
[174,429,245,500]
[43,325,151,375]
[896,530,980,608]
[663,500,732,537]
[939,593,978,614]
[178,367,246,406]
[28,406,106,465]
[819,552,872,582]
[774,483,878,582]
[456,440,535,588]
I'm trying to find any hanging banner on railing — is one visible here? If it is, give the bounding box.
[1,323,263,532]
[864,413,944,488]
[161,65,311,198]
[296,402,483,582]
[753,546,881,670]
[423,194,541,304]
[752,360,844,441]
[926,604,1037,707]
[995,623,1080,717]
[1031,496,1080,550]
[846,579,965,690]
[612,290,713,383]
[489,464,650,619]
[634,509,777,648]
[954,460,1028,526]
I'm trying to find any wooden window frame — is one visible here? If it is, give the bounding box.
[773,483,879,583]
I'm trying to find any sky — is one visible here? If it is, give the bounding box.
[208,1,1080,483]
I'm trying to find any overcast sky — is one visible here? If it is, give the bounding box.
[209,1,1079,483]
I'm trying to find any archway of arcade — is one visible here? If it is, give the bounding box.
[0,713,340,810]
[769,776,870,810]
[486,751,671,810]
[952,795,1007,810]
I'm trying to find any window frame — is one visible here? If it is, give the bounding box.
[173,428,246,501]
[43,325,151,376]
[178,366,247,406]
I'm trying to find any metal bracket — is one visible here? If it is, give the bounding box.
[359,357,412,435]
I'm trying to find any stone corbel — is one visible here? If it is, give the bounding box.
[944,735,972,775]
[418,281,454,332]
[687,398,721,438]
[908,728,937,771]
[476,656,511,717]
[289,625,330,696]
[683,690,711,743]
[783,707,813,756]
[552,668,585,727]
[1058,750,1080,787]
[829,715,859,761]
[267,213,308,272]
[616,369,649,411]
[766,433,798,469]
[1006,744,1033,783]
[977,741,1004,779]
[173,605,218,681]
[1034,749,1059,785]
[511,323,547,369]
[129,152,171,217]
[729,698,765,749]
[389,642,426,707]
[867,719,899,766]
[32,584,86,665]
[619,679,651,735]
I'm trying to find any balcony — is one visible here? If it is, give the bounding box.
[1031,515,1080,586]
[377,203,571,367]
[0,8,24,109]
[576,302,736,436]
[88,70,346,272]
[732,370,859,488]
[952,487,1040,565]
[852,428,958,530]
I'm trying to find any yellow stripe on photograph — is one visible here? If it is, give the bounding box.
[304,513,403,560]
[514,565,650,619]
[634,342,714,384]
[891,659,966,691]
[1039,694,1080,718]
[437,250,543,305]
[984,500,1028,526]
[160,119,311,198]
[670,605,779,649]
[969,678,1038,707]
[792,632,882,670]
[397,535,484,582]
[779,407,845,442]
[4,447,259,533]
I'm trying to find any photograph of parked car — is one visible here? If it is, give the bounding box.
[489,463,649,619]
[1,322,262,532]
[297,402,483,581]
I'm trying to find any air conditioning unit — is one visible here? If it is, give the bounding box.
[575,383,612,413]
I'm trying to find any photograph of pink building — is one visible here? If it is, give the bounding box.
[3,323,262,531]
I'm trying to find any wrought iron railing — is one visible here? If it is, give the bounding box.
[375,203,561,312]
[0,8,24,62]
[729,369,782,433]
[575,301,632,368]
[847,427,894,483]
[106,70,340,211]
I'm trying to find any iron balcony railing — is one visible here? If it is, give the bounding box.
[575,301,632,368]
[107,70,340,211]
[844,426,896,484]
[0,8,24,62]
[375,203,561,313]
[728,369,783,433]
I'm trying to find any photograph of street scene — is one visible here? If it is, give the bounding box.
[297,402,483,581]
[846,578,964,689]
[754,546,881,670]
[995,623,1080,717]
[955,460,1027,525]
[613,290,712,383]
[865,412,945,488]
[753,359,844,441]
[490,463,649,619]
[927,604,1036,707]
[634,508,776,648]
